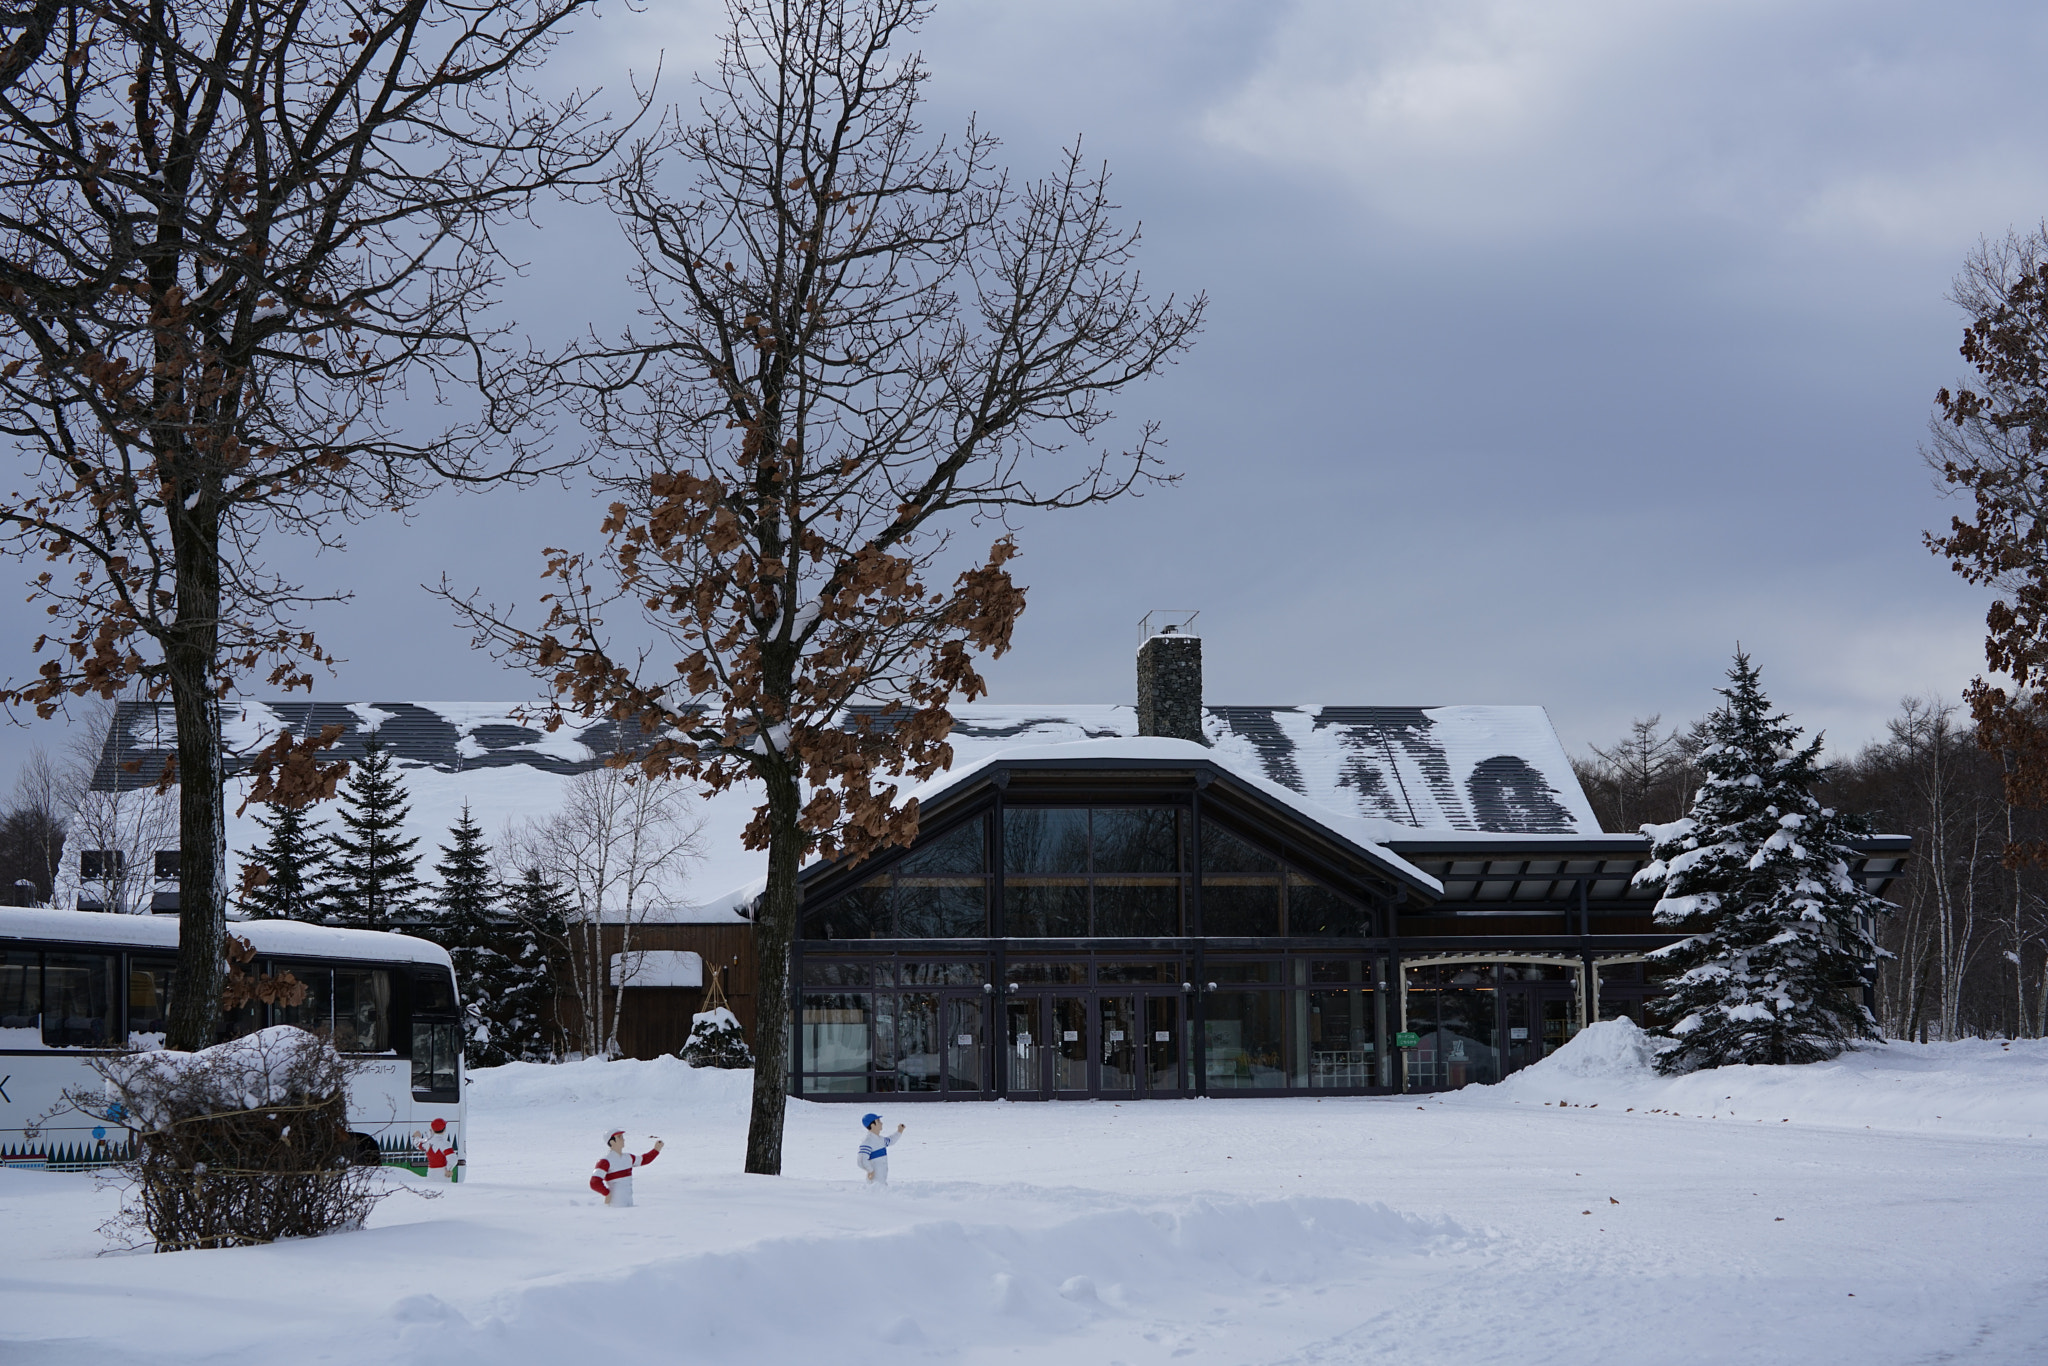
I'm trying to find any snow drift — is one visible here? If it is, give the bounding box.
[398,1196,1443,1366]
[1471,1026,2048,1140]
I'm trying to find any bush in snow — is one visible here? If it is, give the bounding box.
[77,1026,393,1251]
[681,1008,753,1069]
[1636,653,1891,1072]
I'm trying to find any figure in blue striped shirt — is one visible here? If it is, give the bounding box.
[857,1113,905,1186]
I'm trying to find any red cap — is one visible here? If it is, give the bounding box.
[430,1117,447,1133]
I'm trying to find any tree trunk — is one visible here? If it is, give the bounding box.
[744,763,801,1176]
[164,507,226,1054]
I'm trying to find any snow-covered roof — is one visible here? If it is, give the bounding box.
[0,905,453,967]
[868,703,1600,835]
[87,699,1602,920]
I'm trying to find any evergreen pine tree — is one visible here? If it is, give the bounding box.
[430,804,497,947]
[485,866,571,1065]
[239,803,332,921]
[1637,654,1890,1072]
[426,805,513,1058]
[325,738,425,931]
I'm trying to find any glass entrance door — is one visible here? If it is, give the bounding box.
[1500,980,1576,1076]
[944,996,985,1093]
[1052,995,1090,1094]
[1003,991,1187,1097]
[1099,995,1139,1093]
[1142,994,1185,1093]
[1005,998,1043,1098]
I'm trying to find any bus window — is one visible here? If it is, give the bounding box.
[128,957,176,1042]
[412,967,457,1016]
[217,998,264,1043]
[2,951,37,1039]
[44,952,116,1048]
[411,1019,461,1099]
[271,964,333,1037]
[332,968,391,1052]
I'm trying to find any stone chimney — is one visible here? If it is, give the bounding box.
[1136,611,1203,743]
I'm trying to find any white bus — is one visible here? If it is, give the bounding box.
[1,908,465,1173]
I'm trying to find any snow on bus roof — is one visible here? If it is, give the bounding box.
[0,906,452,967]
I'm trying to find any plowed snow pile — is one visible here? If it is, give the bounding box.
[7,1038,2048,1365]
[1468,1019,2048,1139]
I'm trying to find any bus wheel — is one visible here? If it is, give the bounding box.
[346,1134,383,1168]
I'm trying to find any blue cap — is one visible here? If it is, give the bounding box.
[861,1113,881,1128]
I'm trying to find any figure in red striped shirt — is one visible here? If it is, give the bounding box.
[591,1127,664,1206]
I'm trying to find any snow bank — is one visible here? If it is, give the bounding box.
[467,1053,755,1121]
[1466,1031,2048,1139]
[394,1196,1437,1366]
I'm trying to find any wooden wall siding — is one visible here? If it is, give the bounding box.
[592,923,759,1061]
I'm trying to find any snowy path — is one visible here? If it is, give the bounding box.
[6,1034,2048,1365]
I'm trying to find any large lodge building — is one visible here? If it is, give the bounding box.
[67,624,1910,1100]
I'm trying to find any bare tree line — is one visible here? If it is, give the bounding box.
[1577,695,2048,1040]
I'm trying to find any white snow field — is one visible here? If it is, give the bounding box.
[7,1023,2048,1366]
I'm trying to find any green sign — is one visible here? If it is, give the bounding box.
[1395,1031,1420,1049]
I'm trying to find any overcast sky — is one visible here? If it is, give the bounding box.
[8,0,2046,785]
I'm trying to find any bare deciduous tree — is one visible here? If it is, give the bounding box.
[63,698,177,914]
[1,744,73,903]
[0,0,634,1049]
[505,768,703,1058]
[1826,697,2048,1041]
[450,0,1201,1173]
[1572,714,1704,834]
[1927,226,2048,869]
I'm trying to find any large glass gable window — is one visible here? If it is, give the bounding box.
[801,805,1385,943]
[802,817,989,940]
[1198,819,1378,938]
[1003,807,1185,937]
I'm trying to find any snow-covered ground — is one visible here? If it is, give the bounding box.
[7,1025,2048,1365]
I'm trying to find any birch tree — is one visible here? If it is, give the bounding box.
[508,767,702,1057]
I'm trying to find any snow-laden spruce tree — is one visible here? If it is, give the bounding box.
[324,740,424,932]
[489,867,571,1064]
[427,806,512,1058]
[238,804,332,922]
[1636,653,1890,1072]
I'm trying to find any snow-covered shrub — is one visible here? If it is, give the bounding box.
[81,1026,392,1251]
[681,1007,753,1069]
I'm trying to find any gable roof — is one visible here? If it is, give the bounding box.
[87,698,1603,919]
